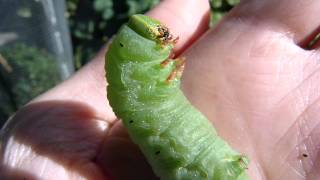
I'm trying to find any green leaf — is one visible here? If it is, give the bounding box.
[94,0,114,20]
[210,0,223,8]
[226,0,240,6]
[209,0,240,27]
[127,0,160,15]
[210,12,225,27]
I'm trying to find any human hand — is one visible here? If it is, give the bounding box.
[1,0,320,179]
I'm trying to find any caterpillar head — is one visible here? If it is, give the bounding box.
[128,14,178,46]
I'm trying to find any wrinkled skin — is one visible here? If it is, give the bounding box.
[1,0,320,179]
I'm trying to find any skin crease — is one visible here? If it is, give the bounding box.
[1,0,320,179]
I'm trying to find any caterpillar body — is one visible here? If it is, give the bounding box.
[105,14,249,180]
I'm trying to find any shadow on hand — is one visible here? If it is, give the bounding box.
[0,100,158,180]
[97,120,160,180]
[0,165,39,180]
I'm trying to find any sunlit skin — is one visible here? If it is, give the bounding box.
[1,0,320,179]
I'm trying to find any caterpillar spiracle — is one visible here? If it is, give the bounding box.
[105,14,249,180]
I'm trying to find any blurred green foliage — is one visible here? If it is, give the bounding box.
[209,0,239,26]
[0,43,60,125]
[66,0,160,69]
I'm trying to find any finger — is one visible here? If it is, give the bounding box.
[147,0,210,54]
[233,0,320,46]
[32,45,116,123]
[32,0,210,122]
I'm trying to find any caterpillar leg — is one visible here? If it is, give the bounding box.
[166,57,185,83]
[160,51,175,67]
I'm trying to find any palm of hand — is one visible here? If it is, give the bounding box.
[1,0,320,180]
[183,20,320,179]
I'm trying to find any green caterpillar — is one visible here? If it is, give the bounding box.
[105,14,249,180]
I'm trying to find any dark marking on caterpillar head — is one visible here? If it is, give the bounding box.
[156,25,177,45]
[155,151,160,155]
[129,120,134,123]
[119,42,124,47]
[157,25,170,39]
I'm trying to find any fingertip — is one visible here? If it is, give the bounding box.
[146,0,210,54]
